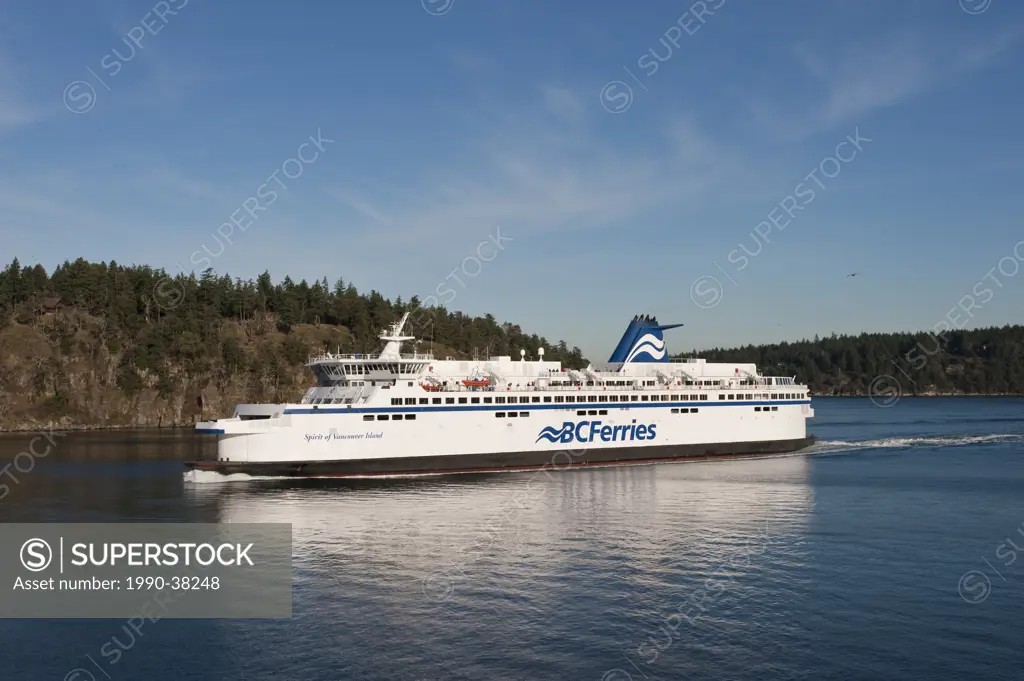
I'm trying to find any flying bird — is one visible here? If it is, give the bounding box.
[846,272,860,278]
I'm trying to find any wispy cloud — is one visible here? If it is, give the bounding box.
[443,48,494,78]
[330,191,391,225]
[808,38,934,125]
[749,27,1023,140]
[0,52,44,133]
[147,165,240,206]
[541,85,585,122]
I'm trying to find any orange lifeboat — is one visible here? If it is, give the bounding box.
[421,384,444,392]
[462,378,490,388]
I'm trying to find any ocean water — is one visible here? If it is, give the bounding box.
[2,397,1023,680]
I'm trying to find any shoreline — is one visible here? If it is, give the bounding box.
[0,423,197,436]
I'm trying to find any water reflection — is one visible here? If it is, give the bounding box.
[185,455,815,613]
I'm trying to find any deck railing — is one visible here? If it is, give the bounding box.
[398,382,805,394]
[307,352,436,363]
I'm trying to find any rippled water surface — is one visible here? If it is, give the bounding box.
[2,397,1023,680]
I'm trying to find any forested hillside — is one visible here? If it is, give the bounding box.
[0,258,585,431]
[689,327,1024,396]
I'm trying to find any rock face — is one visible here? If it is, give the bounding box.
[0,311,458,433]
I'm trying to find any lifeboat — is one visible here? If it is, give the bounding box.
[461,378,490,388]
[420,384,444,392]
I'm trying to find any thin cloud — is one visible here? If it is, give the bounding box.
[0,52,44,133]
[748,27,1023,140]
[330,191,391,225]
[541,86,585,122]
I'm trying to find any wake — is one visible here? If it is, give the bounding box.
[806,433,1024,455]
[182,468,451,485]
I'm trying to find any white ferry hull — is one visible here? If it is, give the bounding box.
[189,398,816,477]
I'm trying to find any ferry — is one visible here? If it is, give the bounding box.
[188,314,815,477]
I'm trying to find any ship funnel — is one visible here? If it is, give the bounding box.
[608,316,684,363]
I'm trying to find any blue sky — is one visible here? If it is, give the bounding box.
[2,0,1023,360]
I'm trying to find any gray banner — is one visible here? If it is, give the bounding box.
[1,523,292,618]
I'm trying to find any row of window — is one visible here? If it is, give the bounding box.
[322,376,800,390]
[337,363,425,375]
[500,409,616,417]
[391,393,719,406]
[316,392,807,407]
[721,392,806,401]
[358,405,783,420]
[549,379,721,387]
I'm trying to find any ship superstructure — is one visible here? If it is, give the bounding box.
[190,313,815,477]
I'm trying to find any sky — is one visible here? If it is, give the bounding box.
[1,0,1023,361]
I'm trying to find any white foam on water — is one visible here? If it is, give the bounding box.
[181,468,457,484]
[806,433,1023,456]
[182,469,295,484]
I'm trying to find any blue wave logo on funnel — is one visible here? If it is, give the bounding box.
[608,315,683,363]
